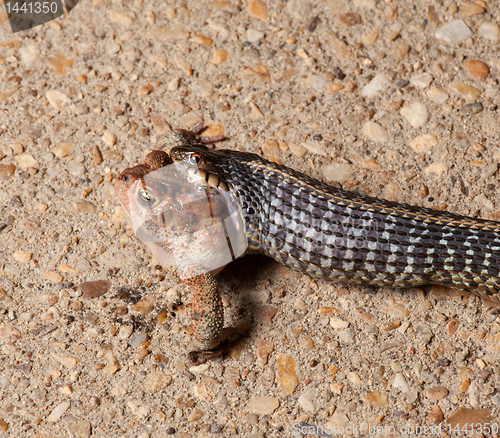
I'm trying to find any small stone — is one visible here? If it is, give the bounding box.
[458,3,485,18]
[16,153,38,170]
[339,12,361,26]
[361,73,388,98]
[130,296,155,316]
[102,131,117,147]
[19,43,40,68]
[400,102,429,128]
[424,386,449,401]
[246,29,264,42]
[59,264,77,274]
[92,146,103,166]
[409,134,438,154]
[212,49,228,64]
[325,33,352,60]
[240,65,270,83]
[362,391,389,408]
[13,250,32,263]
[246,396,279,415]
[127,400,150,418]
[302,75,325,92]
[102,349,120,377]
[129,332,148,347]
[461,102,483,115]
[119,324,133,339]
[410,73,432,89]
[137,84,154,96]
[330,317,349,329]
[173,55,192,76]
[478,22,500,42]
[322,163,352,183]
[248,0,269,20]
[346,372,361,384]
[0,322,21,341]
[446,408,491,428]
[449,82,481,102]
[435,20,472,43]
[79,280,110,299]
[149,114,169,137]
[362,28,379,46]
[144,372,172,392]
[362,121,388,144]
[47,51,74,75]
[257,339,273,366]
[288,142,307,157]
[193,383,214,402]
[191,35,213,47]
[298,390,317,413]
[47,401,70,422]
[108,9,136,26]
[41,271,63,283]
[52,143,73,158]
[427,86,449,104]
[70,201,97,214]
[276,354,298,395]
[393,373,410,393]
[463,60,489,82]
[286,0,311,20]
[0,164,15,179]
[427,405,444,425]
[192,78,214,98]
[53,354,78,369]
[46,90,70,110]
[0,419,7,432]
[391,39,410,62]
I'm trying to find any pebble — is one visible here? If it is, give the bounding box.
[393,373,410,393]
[129,332,148,347]
[391,39,410,62]
[102,131,117,147]
[400,102,429,129]
[212,49,227,64]
[361,73,388,98]
[46,90,70,110]
[362,391,388,408]
[47,401,70,422]
[119,324,134,339]
[245,396,279,415]
[458,3,485,18]
[362,121,388,144]
[427,86,449,104]
[424,386,449,401]
[102,348,120,377]
[144,373,172,392]
[330,317,349,329]
[70,201,97,214]
[256,339,273,366]
[0,164,15,179]
[47,51,74,75]
[41,271,63,283]
[52,143,73,158]
[16,153,38,170]
[0,322,21,341]
[191,35,212,47]
[435,20,472,43]
[346,372,361,384]
[19,43,40,68]
[276,354,298,395]
[326,33,352,60]
[298,390,317,413]
[427,405,444,425]
[127,400,150,418]
[409,134,438,154]
[410,73,432,89]
[463,60,489,82]
[287,0,311,21]
[53,353,78,369]
[92,145,103,166]
[137,84,154,96]
[478,22,500,42]
[449,82,481,102]
[108,9,136,26]
[322,163,352,183]
[248,0,269,20]
[446,408,491,428]
[192,78,214,98]
[0,419,7,432]
[78,280,110,299]
[13,250,32,263]
[246,29,264,43]
[461,102,483,115]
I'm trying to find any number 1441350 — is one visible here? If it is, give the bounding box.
[5,2,59,14]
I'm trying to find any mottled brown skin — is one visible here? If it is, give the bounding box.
[115,145,238,363]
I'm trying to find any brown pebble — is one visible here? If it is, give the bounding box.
[253,305,278,324]
[0,418,8,431]
[156,308,168,325]
[446,319,459,336]
[418,184,429,198]
[446,408,491,429]
[79,280,111,299]
[248,0,269,20]
[463,60,489,82]
[7,75,22,83]
[427,405,444,425]
[0,164,15,179]
[137,84,154,96]
[391,39,410,62]
[424,386,449,401]
[92,145,103,166]
[339,12,361,26]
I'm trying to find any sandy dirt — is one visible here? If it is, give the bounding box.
[1,0,500,436]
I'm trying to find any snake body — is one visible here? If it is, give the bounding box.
[170,145,500,303]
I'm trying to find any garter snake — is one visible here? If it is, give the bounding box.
[167,136,500,304]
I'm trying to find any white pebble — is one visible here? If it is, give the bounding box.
[298,390,317,413]
[435,20,472,43]
[322,163,352,183]
[393,373,410,393]
[362,121,388,144]
[361,73,388,98]
[410,73,432,89]
[478,22,500,42]
[47,401,70,422]
[400,102,428,129]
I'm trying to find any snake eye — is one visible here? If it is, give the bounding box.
[138,189,157,207]
[189,153,203,165]
[122,174,130,182]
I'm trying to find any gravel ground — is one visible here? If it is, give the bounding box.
[1,0,500,437]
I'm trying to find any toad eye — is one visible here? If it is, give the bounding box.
[138,189,157,207]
